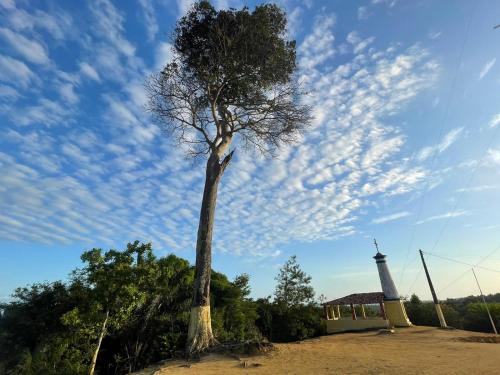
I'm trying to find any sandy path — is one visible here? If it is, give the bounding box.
[137,326,500,374]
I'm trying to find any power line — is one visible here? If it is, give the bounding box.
[429,128,500,253]
[422,250,500,274]
[438,268,472,295]
[407,242,500,296]
[398,1,477,289]
[437,243,500,294]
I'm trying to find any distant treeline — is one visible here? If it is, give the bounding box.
[0,243,324,374]
[404,293,500,333]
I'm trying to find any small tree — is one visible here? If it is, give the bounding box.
[274,255,314,308]
[146,1,311,354]
[63,242,151,375]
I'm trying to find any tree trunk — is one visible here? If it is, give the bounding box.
[89,310,109,375]
[186,151,230,355]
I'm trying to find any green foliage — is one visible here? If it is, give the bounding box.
[463,303,500,332]
[254,256,324,343]
[1,242,300,374]
[175,1,296,104]
[274,255,315,307]
[147,1,311,157]
[254,298,325,342]
[405,294,499,333]
[211,272,261,342]
[0,242,197,374]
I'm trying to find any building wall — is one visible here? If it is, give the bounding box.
[326,318,390,334]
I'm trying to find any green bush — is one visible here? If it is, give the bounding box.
[463,303,500,333]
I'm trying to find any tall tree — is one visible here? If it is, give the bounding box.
[146,1,311,354]
[274,255,315,308]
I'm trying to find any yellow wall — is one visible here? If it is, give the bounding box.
[326,318,389,334]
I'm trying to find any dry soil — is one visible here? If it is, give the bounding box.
[135,326,500,374]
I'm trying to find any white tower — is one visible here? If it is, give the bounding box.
[374,251,399,300]
[373,240,412,327]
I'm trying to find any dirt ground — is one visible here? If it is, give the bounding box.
[136,326,500,374]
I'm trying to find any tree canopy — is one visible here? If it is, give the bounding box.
[146,0,311,156]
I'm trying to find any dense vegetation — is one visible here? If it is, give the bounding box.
[0,242,323,374]
[2,242,498,374]
[405,293,500,333]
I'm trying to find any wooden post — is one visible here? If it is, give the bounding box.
[351,304,357,320]
[419,249,448,328]
[361,304,367,319]
[472,268,498,335]
[380,302,387,320]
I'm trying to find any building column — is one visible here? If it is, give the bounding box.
[380,302,387,320]
[336,305,341,319]
[351,304,357,320]
[361,304,367,319]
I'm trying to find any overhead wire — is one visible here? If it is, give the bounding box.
[437,243,500,294]
[423,250,500,274]
[397,1,477,290]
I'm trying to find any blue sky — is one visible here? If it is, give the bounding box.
[1,0,500,303]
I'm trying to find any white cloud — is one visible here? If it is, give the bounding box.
[0,84,19,100]
[417,127,464,161]
[79,62,101,82]
[415,210,468,225]
[488,148,500,165]
[299,14,336,70]
[12,98,70,126]
[0,6,440,259]
[0,55,36,88]
[347,31,375,54]
[155,42,174,70]
[358,6,371,20]
[0,0,15,10]
[0,27,50,65]
[372,0,397,7]
[372,211,411,224]
[89,0,135,57]
[479,58,496,80]
[138,0,158,41]
[59,83,79,104]
[489,113,500,129]
[455,185,499,193]
[287,7,303,38]
[176,0,194,15]
[428,31,442,40]
[2,2,73,41]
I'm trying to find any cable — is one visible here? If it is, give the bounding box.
[438,268,472,295]
[429,127,500,253]
[437,243,500,294]
[405,269,423,298]
[422,250,500,274]
[398,1,477,289]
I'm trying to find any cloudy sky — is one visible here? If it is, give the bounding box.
[1,0,500,302]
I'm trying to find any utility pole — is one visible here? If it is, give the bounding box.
[419,249,448,328]
[471,268,498,335]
